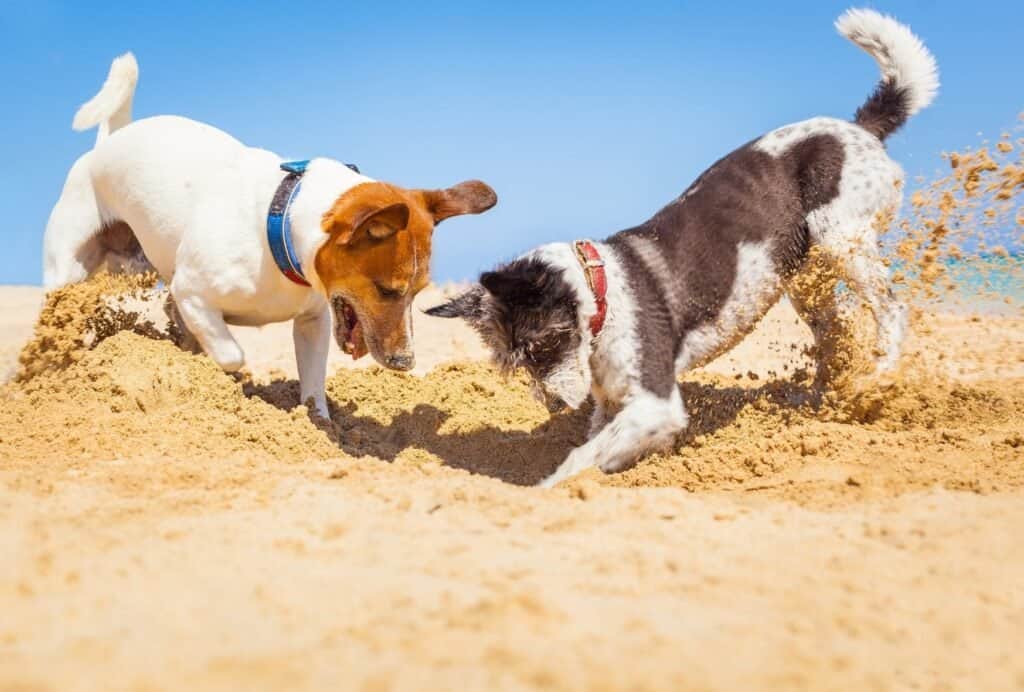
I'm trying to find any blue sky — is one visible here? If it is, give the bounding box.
[1,0,1021,285]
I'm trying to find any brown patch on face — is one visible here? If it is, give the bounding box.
[315,179,496,370]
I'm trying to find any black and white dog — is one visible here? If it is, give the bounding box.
[428,9,939,487]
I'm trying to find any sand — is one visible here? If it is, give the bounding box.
[1,278,1022,691]
[2,134,1023,690]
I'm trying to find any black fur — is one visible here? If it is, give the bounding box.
[605,134,844,396]
[429,135,845,399]
[854,77,911,141]
[424,289,484,320]
[427,257,581,380]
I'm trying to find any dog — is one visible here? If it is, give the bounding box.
[43,53,497,418]
[427,9,938,487]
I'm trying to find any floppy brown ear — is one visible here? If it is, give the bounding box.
[333,202,411,245]
[422,180,497,224]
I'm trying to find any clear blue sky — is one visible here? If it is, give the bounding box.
[1,1,1021,285]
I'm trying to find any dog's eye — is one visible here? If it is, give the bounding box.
[375,283,403,300]
[526,340,554,360]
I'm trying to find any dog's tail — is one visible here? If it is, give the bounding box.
[72,52,139,144]
[836,9,938,142]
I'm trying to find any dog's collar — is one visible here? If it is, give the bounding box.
[267,160,313,286]
[572,240,608,338]
[267,159,361,287]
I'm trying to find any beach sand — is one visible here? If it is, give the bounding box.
[1,280,1022,691]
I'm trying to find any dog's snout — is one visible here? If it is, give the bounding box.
[384,353,415,371]
[544,393,567,414]
[531,382,567,414]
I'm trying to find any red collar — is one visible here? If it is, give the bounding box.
[572,240,608,338]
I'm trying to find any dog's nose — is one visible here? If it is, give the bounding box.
[544,393,568,414]
[384,353,414,371]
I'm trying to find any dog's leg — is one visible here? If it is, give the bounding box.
[98,221,155,277]
[540,388,687,487]
[170,286,245,372]
[42,157,107,289]
[163,294,202,354]
[588,391,610,438]
[812,227,907,373]
[842,245,907,371]
[811,187,907,373]
[293,306,331,418]
[785,248,855,389]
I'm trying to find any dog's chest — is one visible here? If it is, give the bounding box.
[216,267,321,326]
[588,318,641,406]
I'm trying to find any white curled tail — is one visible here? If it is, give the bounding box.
[835,9,939,141]
[72,52,139,144]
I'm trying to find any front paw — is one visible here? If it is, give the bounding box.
[538,471,565,489]
[303,395,330,421]
[210,343,245,372]
[539,448,594,488]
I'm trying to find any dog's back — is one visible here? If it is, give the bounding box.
[87,115,274,279]
[604,10,938,384]
[44,53,267,287]
[605,125,846,379]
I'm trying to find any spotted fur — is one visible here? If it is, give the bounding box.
[429,9,938,485]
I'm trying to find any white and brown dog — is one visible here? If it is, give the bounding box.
[428,9,938,486]
[43,54,497,417]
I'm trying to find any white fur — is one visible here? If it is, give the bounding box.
[540,388,687,488]
[530,243,598,319]
[675,240,784,372]
[535,242,689,487]
[587,245,643,398]
[542,356,591,409]
[44,56,376,417]
[527,243,597,406]
[527,242,642,413]
[835,8,939,117]
[624,234,685,317]
[754,116,880,157]
[72,52,139,144]
[753,114,909,370]
[542,241,784,486]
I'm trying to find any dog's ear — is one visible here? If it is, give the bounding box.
[480,270,525,301]
[480,265,551,308]
[421,181,497,224]
[331,202,410,245]
[424,286,485,322]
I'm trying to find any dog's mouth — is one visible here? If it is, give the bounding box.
[531,382,569,414]
[331,295,367,360]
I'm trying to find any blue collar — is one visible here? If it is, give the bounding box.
[266,159,361,287]
[267,160,312,286]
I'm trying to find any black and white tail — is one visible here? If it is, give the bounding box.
[71,52,139,145]
[836,9,939,142]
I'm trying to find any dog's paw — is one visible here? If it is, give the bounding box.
[539,448,595,488]
[538,472,565,489]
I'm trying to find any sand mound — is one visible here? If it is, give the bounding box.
[606,372,1023,505]
[326,364,1024,505]
[4,321,1020,509]
[14,272,160,382]
[1,331,340,468]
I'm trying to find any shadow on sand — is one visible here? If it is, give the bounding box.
[243,375,818,486]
